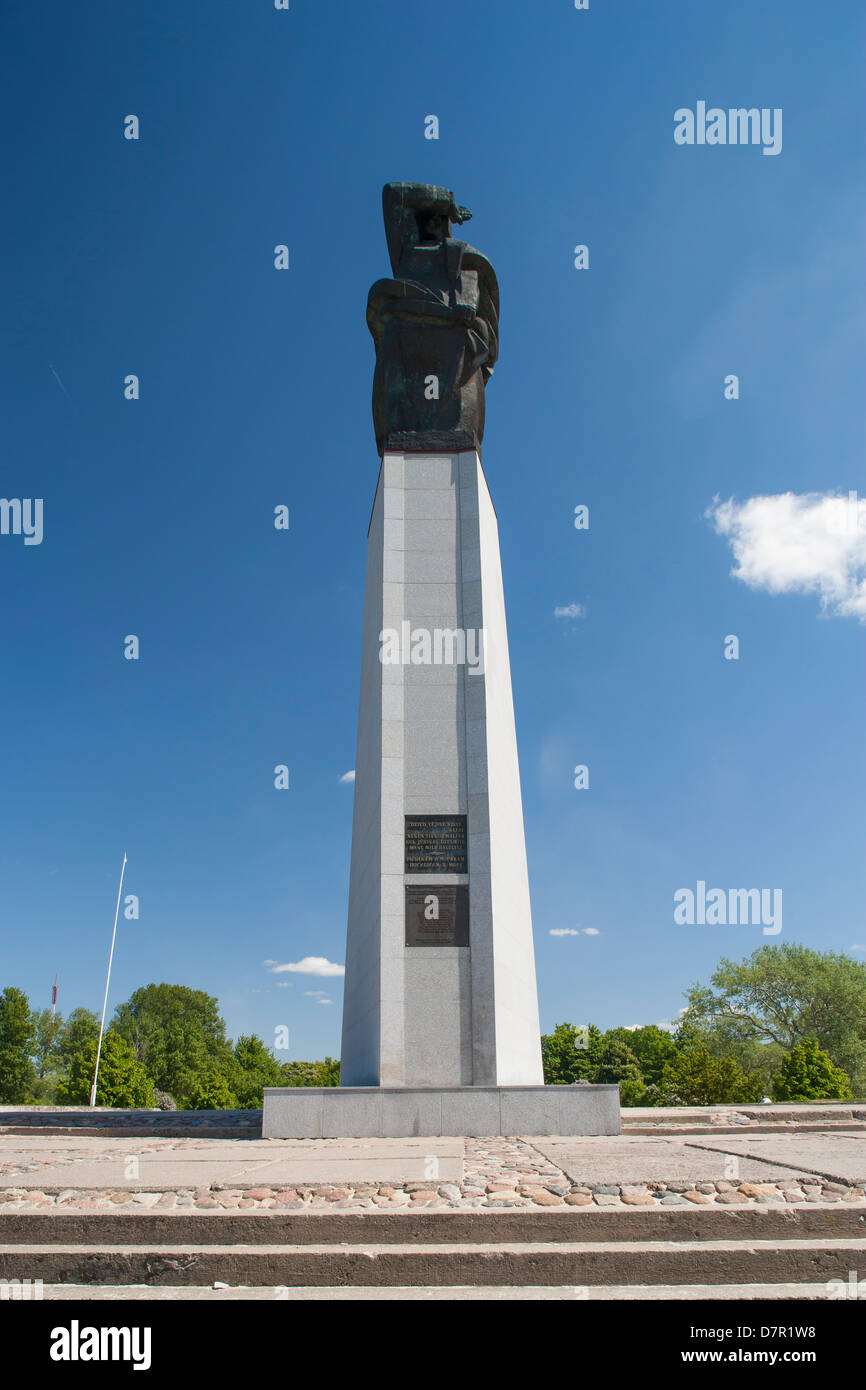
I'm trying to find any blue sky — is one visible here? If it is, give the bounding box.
[2,1,864,1060]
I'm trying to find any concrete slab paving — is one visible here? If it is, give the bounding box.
[1,1137,464,1189]
[526,1137,821,1185]
[687,1134,866,1185]
[7,1130,864,1192]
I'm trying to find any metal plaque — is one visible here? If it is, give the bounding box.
[405,885,470,947]
[404,814,468,874]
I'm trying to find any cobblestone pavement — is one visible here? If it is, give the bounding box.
[0,1133,863,1212]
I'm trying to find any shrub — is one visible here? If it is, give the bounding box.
[772,1039,852,1102]
[657,1048,763,1106]
[56,1032,154,1108]
[185,1068,236,1110]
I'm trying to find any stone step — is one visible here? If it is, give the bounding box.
[622,1123,866,1137]
[1,1205,862,1245]
[31,1282,856,1301]
[2,1238,864,1287]
[622,1106,866,1125]
[0,1126,260,1140]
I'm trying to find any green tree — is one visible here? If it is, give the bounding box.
[772,1039,852,1102]
[675,1013,788,1094]
[229,1035,284,1107]
[279,1058,340,1087]
[186,1067,237,1110]
[57,1032,154,1107]
[28,1007,67,1103]
[312,1056,340,1086]
[57,1007,101,1070]
[32,1007,65,1079]
[657,1047,763,1106]
[593,1039,645,1106]
[627,1025,680,1086]
[111,984,231,1100]
[541,1023,604,1084]
[0,987,36,1103]
[680,944,866,1094]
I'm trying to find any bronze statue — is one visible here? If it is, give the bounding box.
[367,182,499,455]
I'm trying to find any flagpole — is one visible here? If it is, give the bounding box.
[89,853,127,1108]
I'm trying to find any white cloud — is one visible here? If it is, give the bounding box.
[550,928,580,937]
[340,770,355,784]
[582,928,600,936]
[851,944,866,952]
[554,602,585,620]
[269,956,345,978]
[707,492,866,621]
[303,988,335,1005]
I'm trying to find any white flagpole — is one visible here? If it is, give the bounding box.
[89,853,128,1108]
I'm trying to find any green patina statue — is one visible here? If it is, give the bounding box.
[367,182,499,455]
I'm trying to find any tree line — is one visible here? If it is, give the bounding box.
[1,944,863,1108]
[543,944,864,1103]
[0,982,339,1108]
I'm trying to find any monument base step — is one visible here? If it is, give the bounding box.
[261,1085,621,1139]
[2,1238,863,1287]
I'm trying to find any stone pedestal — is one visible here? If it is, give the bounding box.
[262,1085,622,1138]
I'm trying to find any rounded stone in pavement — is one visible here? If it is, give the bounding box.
[622,1193,655,1206]
[716,1192,748,1204]
[564,1193,592,1206]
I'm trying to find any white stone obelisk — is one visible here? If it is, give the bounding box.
[340,446,544,1088]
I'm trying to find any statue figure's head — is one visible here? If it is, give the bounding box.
[382,182,472,274]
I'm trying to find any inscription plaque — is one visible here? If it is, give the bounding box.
[404,814,468,873]
[405,885,470,947]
